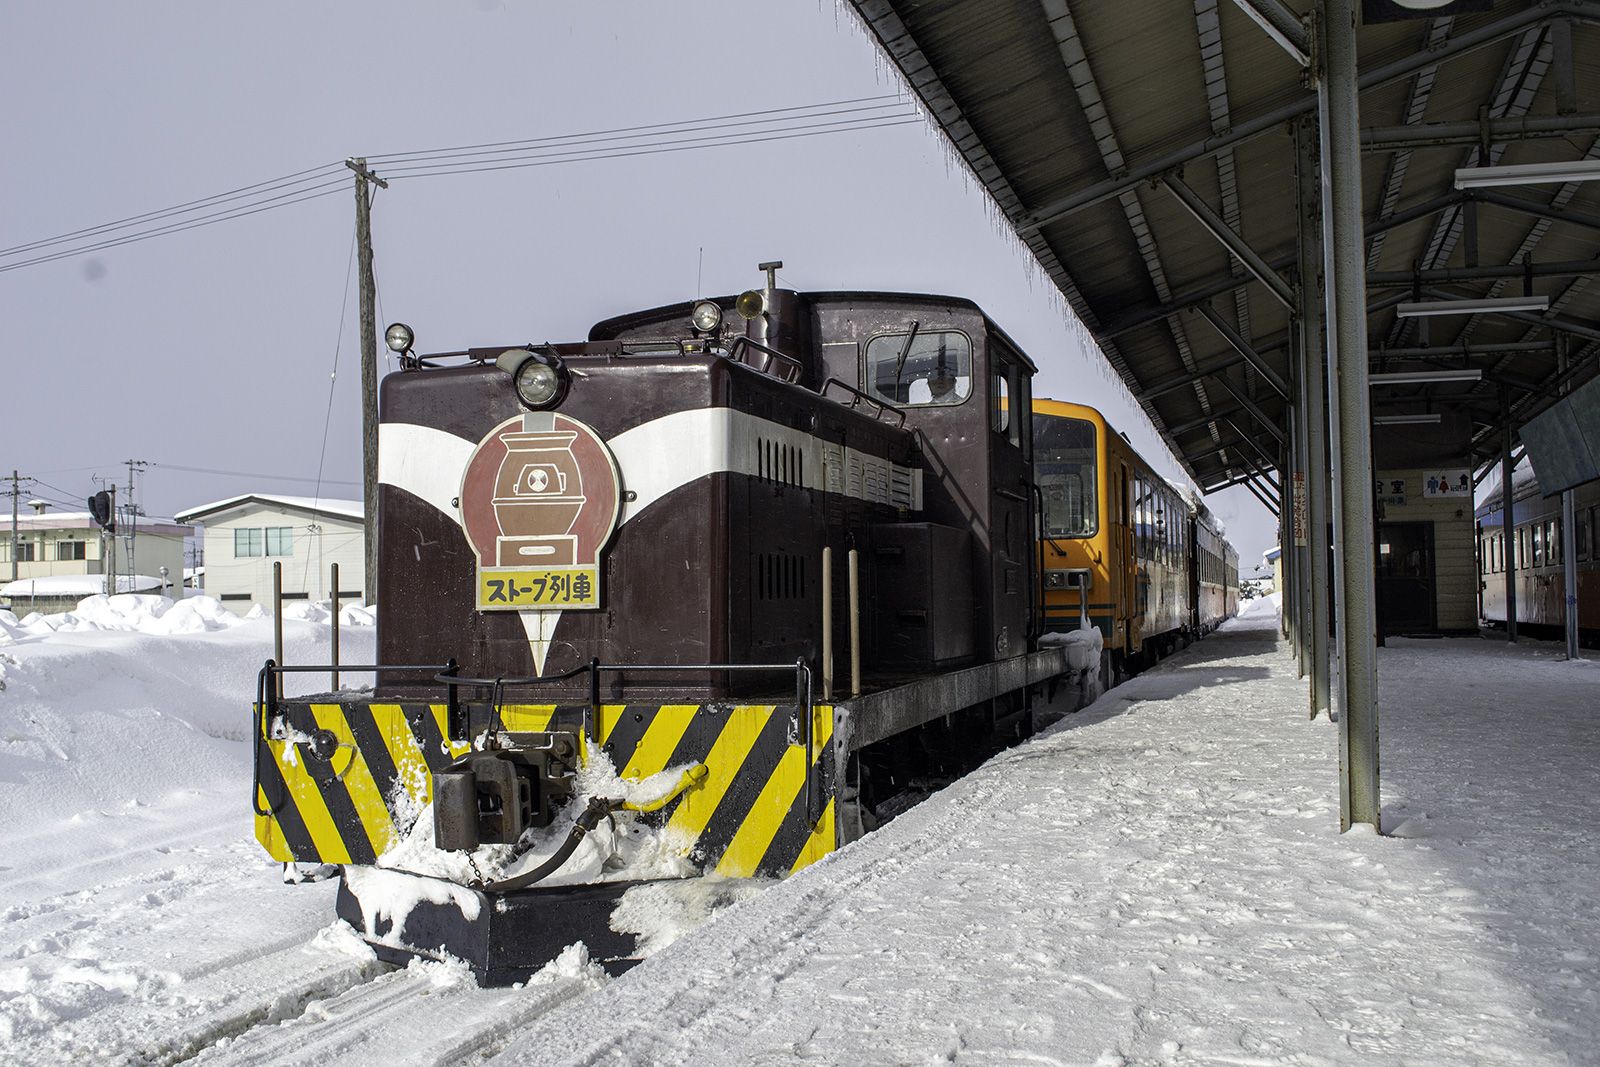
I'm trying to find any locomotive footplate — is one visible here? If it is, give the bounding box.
[336,867,650,983]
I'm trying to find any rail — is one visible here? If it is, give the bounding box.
[819,377,908,427]
[725,335,805,384]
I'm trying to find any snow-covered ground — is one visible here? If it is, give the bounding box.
[3,594,1596,1064]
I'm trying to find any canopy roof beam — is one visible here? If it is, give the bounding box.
[1228,0,1310,66]
[1368,258,1600,285]
[1196,302,1293,398]
[1160,173,1298,311]
[1019,0,1569,234]
[1361,112,1600,151]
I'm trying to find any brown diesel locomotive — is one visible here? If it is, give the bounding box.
[250,271,1235,982]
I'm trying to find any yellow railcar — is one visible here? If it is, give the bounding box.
[1034,398,1205,683]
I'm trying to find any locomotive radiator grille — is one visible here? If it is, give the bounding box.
[254,700,837,880]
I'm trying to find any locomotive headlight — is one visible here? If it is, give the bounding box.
[496,349,570,409]
[384,322,414,353]
[690,300,723,333]
[734,289,766,319]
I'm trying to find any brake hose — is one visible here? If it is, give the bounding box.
[473,764,709,893]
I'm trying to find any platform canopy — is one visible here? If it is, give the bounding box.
[850,0,1600,493]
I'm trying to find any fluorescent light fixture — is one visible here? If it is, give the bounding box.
[1455,159,1600,189]
[1396,296,1549,317]
[1373,413,1443,425]
[1369,369,1483,385]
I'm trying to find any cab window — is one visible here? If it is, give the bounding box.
[1035,415,1098,537]
[864,330,972,407]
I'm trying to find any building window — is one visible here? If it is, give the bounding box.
[235,528,264,557]
[234,526,294,558]
[56,540,87,561]
[265,527,294,556]
[220,593,253,601]
[13,541,37,562]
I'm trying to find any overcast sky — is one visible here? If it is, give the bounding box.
[1,0,1275,569]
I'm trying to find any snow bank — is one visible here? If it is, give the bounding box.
[0,593,373,642]
[0,600,375,824]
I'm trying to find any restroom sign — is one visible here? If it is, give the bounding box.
[1423,470,1471,498]
[458,412,621,612]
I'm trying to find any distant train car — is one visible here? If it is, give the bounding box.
[1476,469,1599,641]
[1034,398,1237,686]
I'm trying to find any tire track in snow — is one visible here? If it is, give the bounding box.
[196,950,607,1066]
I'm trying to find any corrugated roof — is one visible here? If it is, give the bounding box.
[849,0,1600,491]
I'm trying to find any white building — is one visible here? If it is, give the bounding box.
[174,495,364,615]
[1,503,190,612]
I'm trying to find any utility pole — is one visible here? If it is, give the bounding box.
[7,470,31,583]
[346,157,388,606]
[125,458,147,581]
[103,482,118,596]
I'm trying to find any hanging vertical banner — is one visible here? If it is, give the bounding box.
[1292,471,1308,547]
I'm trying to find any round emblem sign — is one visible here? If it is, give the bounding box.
[458,412,621,612]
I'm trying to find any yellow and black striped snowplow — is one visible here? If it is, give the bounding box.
[253,698,838,878]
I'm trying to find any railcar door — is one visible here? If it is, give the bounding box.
[989,349,1033,659]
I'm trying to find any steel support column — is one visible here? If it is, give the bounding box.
[1501,387,1519,643]
[1318,0,1379,832]
[1281,410,1298,647]
[1292,112,1331,723]
[1559,337,1581,659]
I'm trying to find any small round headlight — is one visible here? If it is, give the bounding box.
[512,355,567,409]
[690,300,723,333]
[384,322,414,353]
[734,289,765,319]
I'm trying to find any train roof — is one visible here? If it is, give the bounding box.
[588,290,1037,373]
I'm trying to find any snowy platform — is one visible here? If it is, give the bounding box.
[3,597,1598,1064]
[495,600,1600,1066]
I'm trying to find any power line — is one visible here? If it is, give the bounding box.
[0,181,348,274]
[364,93,905,163]
[0,97,922,275]
[149,462,360,486]
[0,162,347,260]
[369,97,909,167]
[383,115,923,183]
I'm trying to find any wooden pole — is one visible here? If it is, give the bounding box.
[346,158,387,606]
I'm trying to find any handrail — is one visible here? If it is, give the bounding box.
[726,335,805,383]
[820,377,908,428]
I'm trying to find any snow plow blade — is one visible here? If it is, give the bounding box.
[335,868,646,984]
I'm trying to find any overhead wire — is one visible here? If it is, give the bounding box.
[1,95,918,275]
[0,180,349,274]
[304,222,360,592]
[369,97,909,167]
[0,161,348,260]
[381,114,921,181]
[148,461,360,486]
[363,93,905,162]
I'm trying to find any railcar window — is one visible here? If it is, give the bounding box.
[1533,524,1543,567]
[1581,509,1592,562]
[864,331,972,407]
[1549,520,1560,566]
[992,373,1010,436]
[1034,416,1098,537]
